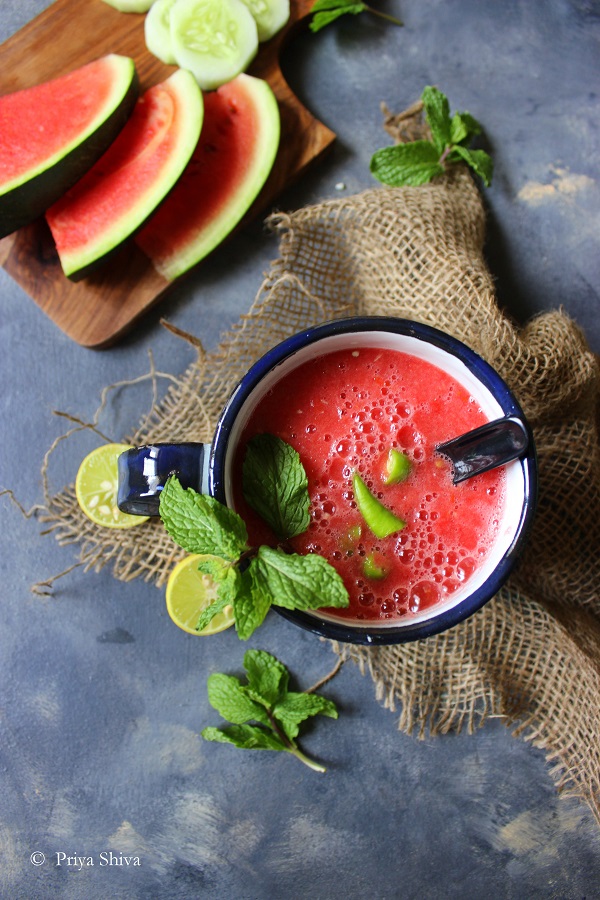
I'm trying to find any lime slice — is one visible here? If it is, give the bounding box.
[166,554,235,635]
[75,443,149,529]
[170,0,259,91]
[352,471,406,539]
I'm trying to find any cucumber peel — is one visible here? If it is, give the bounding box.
[352,472,406,539]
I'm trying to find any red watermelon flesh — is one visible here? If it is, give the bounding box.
[0,55,137,238]
[46,68,203,280]
[135,73,280,282]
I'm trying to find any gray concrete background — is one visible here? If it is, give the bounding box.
[1,1,600,897]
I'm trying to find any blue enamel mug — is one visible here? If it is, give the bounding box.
[117,317,537,645]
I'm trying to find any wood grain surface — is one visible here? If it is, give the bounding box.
[0,0,335,348]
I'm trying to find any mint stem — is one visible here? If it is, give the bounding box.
[366,5,403,26]
[266,709,326,773]
[288,745,327,773]
[237,547,257,565]
[439,145,453,166]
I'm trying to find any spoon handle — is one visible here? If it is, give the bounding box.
[436,416,531,484]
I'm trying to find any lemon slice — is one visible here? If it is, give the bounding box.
[75,442,149,529]
[166,554,235,635]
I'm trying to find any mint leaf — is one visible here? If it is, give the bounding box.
[202,724,287,752]
[255,546,349,611]
[310,3,365,32]
[233,566,272,640]
[244,648,289,707]
[450,111,482,146]
[311,0,364,10]
[206,673,270,726]
[203,650,339,772]
[159,475,248,561]
[450,145,494,187]
[370,141,445,187]
[309,0,402,31]
[273,693,339,741]
[422,85,452,155]
[242,433,310,540]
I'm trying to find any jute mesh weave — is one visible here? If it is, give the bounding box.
[40,166,600,823]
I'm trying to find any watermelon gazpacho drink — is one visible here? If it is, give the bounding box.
[225,323,531,634]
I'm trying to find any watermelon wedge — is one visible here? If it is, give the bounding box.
[46,69,204,281]
[135,73,280,281]
[0,55,138,239]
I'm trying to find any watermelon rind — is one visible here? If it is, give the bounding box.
[0,55,138,240]
[136,74,280,282]
[46,68,204,281]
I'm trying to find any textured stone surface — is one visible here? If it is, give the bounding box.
[1,1,599,896]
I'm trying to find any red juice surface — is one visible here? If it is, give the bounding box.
[234,347,506,622]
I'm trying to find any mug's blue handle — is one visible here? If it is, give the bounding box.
[117,443,211,517]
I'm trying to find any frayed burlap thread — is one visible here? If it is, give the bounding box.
[39,167,600,823]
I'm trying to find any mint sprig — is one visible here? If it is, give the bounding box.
[309,0,403,32]
[243,433,310,540]
[202,649,338,772]
[370,85,493,187]
[159,435,349,640]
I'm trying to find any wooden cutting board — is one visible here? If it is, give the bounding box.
[0,0,335,348]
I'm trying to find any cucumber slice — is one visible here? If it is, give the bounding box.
[384,448,412,485]
[101,0,155,11]
[352,472,406,539]
[145,0,178,65]
[239,0,290,42]
[363,554,388,580]
[170,0,259,91]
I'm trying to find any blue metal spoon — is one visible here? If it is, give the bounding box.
[436,416,531,484]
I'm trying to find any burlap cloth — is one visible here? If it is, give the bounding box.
[39,135,600,823]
